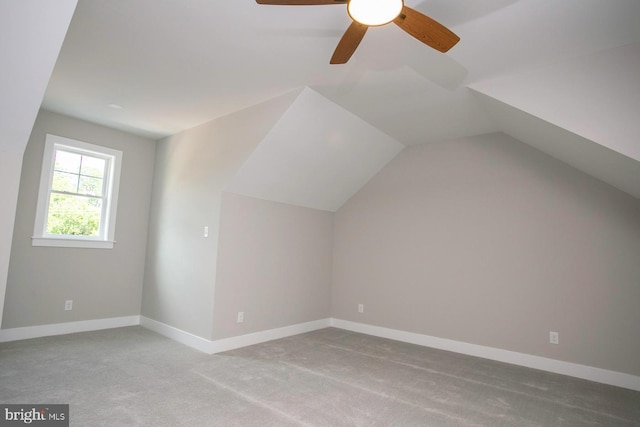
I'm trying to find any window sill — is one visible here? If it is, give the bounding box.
[32,237,115,249]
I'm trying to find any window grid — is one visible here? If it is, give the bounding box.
[51,148,107,199]
[33,134,123,249]
[44,146,113,240]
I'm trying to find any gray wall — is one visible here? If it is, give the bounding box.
[141,90,300,340]
[5,106,639,380]
[3,110,156,328]
[213,192,332,340]
[332,133,640,376]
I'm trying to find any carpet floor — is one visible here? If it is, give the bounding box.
[1,326,638,426]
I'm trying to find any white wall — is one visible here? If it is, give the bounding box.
[332,133,640,376]
[0,0,77,328]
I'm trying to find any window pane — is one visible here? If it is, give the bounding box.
[80,156,105,179]
[46,193,102,237]
[51,171,79,193]
[54,150,81,173]
[79,175,103,196]
[33,135,123,247]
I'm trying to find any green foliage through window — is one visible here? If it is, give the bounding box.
[46,148,106,237]
[46,194,102,236]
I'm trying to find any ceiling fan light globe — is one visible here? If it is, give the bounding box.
[348,0,403,26]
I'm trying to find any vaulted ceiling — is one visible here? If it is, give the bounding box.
[41,0,640,200]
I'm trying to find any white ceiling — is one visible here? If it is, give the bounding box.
[470,43,640,198]
[226,88,404,211]
[1,0,76,154]
[41,0,640,200]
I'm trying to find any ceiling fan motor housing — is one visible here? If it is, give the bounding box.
[347,0,404,26]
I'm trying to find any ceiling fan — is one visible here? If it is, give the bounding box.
[255,0,460,64]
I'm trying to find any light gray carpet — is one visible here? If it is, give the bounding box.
[1,326,638,426]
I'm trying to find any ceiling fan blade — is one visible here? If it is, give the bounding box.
[256,0,346,5]
[330,21,368,64]
[393,6,460,53]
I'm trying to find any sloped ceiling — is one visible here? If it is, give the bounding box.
[470,43,640,198]
[474,93,640,199]
[39,0,640,202]
[1,0,77,154]
[226,88,404,212]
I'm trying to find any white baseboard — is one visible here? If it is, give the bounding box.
[4,315,637,392]
[330,318,640,392]
[140,316,331,354]
[210,318,331,354]
[0,315,140,343]
[139,316,214,354]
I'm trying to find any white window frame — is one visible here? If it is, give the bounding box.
[32,134,123,249]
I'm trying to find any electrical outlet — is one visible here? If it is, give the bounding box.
[237,311,244,323]
[65,300,73,311]
[203,226,209,238]
[549,331,559,345]
[358,304,364,313]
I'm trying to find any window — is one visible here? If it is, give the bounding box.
[33,134,122,249]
